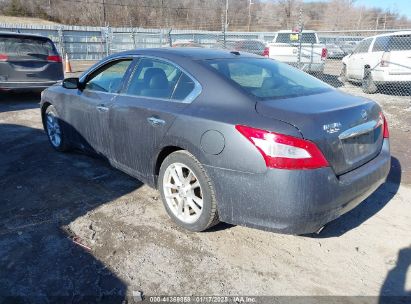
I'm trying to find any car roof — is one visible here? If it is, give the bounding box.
[371,31,411,39]
[114,47,261,60]
[0,31,52,40]
[276,30,316,33]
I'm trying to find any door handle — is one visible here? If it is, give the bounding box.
[97,105,109,112]
[147,117,166,126]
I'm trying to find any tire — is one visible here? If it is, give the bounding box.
[43,105,70,152]
[158,150,219,232]
[362,67,378,94]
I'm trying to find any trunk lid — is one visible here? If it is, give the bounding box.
[256,90,384,175]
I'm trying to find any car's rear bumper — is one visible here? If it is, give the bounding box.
[0,80,60,91]
[206,139,391,234]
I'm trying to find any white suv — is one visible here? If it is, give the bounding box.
[341,31,411,93]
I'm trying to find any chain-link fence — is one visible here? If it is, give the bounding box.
[1,23,410,96]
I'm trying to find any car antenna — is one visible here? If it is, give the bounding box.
[230,51,240,55]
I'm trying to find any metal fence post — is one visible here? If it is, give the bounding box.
[131,28,137,49]
[102,25,111,56]
[168,29,173,47]
[58,26,65,58]
[297,7,303,70]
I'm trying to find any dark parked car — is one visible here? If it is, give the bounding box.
[0,32,64,92]
[214,40,269,56]
[326,44,345,59]
[40,48,390,234]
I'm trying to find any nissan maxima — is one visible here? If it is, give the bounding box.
[40,48,390,234]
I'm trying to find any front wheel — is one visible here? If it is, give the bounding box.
[159,150,219,232]
[44,105,70,152]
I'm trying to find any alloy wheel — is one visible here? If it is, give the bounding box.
[46,113,62,148]
[163,162,203,224]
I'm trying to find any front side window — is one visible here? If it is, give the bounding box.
[127,58,196,101]
[85,59,132,93]
[204,58,331,100]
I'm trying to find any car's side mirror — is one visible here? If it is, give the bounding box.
[62,78,81,89]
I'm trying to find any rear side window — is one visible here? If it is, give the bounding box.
[127,58,180,99]
[85,59,132,93]
[205,58,331,100]
[387,35,411,51]
[126,58,197,102]
[275,33,317,44]
[353,38,372,54]
[0,36,55,56]
[172,73,195,100]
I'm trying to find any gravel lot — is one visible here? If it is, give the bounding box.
[0,62,410,302]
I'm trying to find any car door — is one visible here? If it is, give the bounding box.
[65,58,134,155]
[108,57,200,180]
[346,38,372,79]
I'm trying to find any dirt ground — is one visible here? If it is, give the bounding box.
[0,67,410,302]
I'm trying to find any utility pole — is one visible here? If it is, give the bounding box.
[383,13,387,30]
[223,0,228,47]
[161,0,164,29]
[225,0,229,32]
[102,0,107,26]
[247,0,253,32]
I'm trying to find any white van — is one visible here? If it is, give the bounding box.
[341,31,411,93]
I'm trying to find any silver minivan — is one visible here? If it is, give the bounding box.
[0,32,64,92]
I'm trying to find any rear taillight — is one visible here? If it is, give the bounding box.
[262,47,269,57]
[380,51,390,67]
[47,55,62,62]
[0,54,8,61]
[382,114,389,138]
[236,125,329,170]
[321,48,327,60]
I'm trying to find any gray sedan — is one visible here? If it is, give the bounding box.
[40,48,390,234]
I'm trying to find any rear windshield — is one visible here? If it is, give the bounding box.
[204,58,332,100]
[275,33,317,44]
[0,36,56,56]
[373,35,411,52]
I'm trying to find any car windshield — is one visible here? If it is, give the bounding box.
[275,33,317,44]
[0,36,55,56]
[204,58,332,100]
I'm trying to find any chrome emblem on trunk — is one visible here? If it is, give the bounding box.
[323,122,342,134]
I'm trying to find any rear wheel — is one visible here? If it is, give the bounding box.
[362,67,378,94]
[159,150,219,232]
[44,105,69,152]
